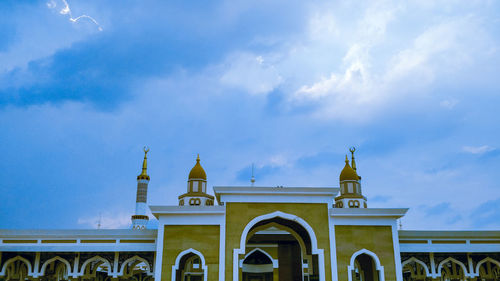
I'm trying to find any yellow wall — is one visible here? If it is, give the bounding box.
[335,225,397,281]
[162,225,220,281]
[224,202,332,281]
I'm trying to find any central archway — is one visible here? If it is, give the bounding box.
[233,211,325,281]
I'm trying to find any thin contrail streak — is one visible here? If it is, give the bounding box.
[49,0,103,31]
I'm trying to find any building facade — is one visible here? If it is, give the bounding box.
[1,149,499,281]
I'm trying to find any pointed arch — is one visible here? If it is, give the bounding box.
[40,256,72,276]
[240,248,278,268]
[234,210,325,281]
[401,257,431,277]
[118,255,153,277]
[0,256,33,277]
[246,222,308,257]
[437,257,469,277]
[79,255,113,276]
[347,249,385,281]
[238,211,320,253]
[475,257,500,276]
[171,248,207,281]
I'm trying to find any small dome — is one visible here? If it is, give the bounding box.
[188,155,207,180]
[339,156,359,182]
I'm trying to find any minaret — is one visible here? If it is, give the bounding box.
[131,147,150,229]
[334,147,367,208]
[178,155,215,206]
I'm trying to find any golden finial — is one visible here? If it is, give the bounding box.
[350,147,356,171]
[345,155,349,164]
[196,154,200,162]
[138,146,150,180]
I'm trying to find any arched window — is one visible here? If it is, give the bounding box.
[119,256,153,281]
[476,258,500,281]
[4,260,30,281]
[348,249,384,281]
[79,256,112,280]
[353,254,380,281]
[437,258,467,281]
[40,257,72,281]
[401,258,430,281]
[172,249,207,281]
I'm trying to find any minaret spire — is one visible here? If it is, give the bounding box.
[251,163,255,186]
[350,147,356,171]
[138,146,150,180]
[132,146,150,229]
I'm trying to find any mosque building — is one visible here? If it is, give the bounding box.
[1,148,499,281]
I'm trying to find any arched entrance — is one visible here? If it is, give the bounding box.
[234,211,325,281]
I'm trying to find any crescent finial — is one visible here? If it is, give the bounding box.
[349,147,356,154]
[143,146,150,154]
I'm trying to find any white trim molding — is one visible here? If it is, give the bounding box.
[391,222,403,281]
[347,249,385,281]
[171,248,208,281]
[233,211,326,281]
[328,215,338,281]
[154,222,165,281]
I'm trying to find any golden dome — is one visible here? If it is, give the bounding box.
[339,155,359,182]
[188,154,207,180]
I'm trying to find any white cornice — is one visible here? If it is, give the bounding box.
[398,231,500,253]
[330,208,408,218]
[399,230,500,239]
[213,186,339,204]
[0,229,157,238]
[149,205,226,219]
[0,229,157,252]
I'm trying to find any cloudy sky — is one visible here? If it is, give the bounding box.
[1,0,499,230]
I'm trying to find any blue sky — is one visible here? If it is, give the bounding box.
[1,0,499,230]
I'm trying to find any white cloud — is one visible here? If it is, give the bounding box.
[282,4,492,122]
[206,1,496,122]
[462,145,495,155]
[220,52,282,95]
[385,18,471,83]
[266,154,289,167]
[440,99,459,109]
